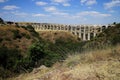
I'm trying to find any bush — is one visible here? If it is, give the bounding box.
[28,41,61,67]
[0,47,23,78]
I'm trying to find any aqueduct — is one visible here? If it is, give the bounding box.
[6,22,113,41]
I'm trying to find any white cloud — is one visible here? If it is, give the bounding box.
[63,3,71,6]
[44,6,69,16]
[0,0,7,3]
[76,11,111,17]
[86,0,97,5]
[44,6,57,12]
[36,1,47,6]
[52,0,68,3]
[81,0,87,3]
[104,0,120,9]
[3,5,19,10]
[33,14,49,17]
[11,11,28,16]
[52,12,68,16]
[51,0,71,6]
[80,0,97,6]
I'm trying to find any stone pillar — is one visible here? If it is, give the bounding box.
[83,33,86,41]
[79,33,81,38]
[78,26,81,38]
[74,32,77,35]
[87,27,90,40]
[83,27,86,41]
[88,33,90,40]
[93,32,96,37]
[75,27,77,35]
[93,26,96,37]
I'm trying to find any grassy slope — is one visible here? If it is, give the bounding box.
[10,45,120,80]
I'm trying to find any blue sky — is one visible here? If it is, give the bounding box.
[0,0,120,24]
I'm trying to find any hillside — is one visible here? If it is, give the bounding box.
[38,31,79,43]
[0,24,81,79]
[0,25,39,55]
[0,24,41,79]
[8,23,120,80]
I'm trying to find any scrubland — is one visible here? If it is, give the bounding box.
[10,45,120,80]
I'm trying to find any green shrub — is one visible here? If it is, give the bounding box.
[28,41,61,67]
[12,29,22,39]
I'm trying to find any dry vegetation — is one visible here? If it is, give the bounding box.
[0,25,37,54]
[38,30,78,43]
[10,45,120,80]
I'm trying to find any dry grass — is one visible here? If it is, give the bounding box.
[38,30,78,43]
[8,45,120,80]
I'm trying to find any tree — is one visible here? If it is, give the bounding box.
[113,22,116,25]
[0,17,4,24]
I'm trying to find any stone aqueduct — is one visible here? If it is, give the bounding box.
[32,23,103,41]
[7,22,113,41]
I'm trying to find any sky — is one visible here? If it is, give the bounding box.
[0,0,120,24]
